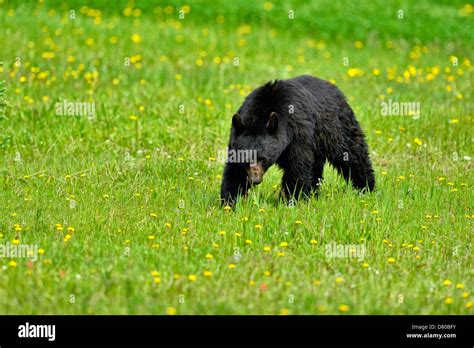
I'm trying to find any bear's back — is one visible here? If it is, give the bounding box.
[285,75,345,102]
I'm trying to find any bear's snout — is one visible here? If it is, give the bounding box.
[247,162,265,185]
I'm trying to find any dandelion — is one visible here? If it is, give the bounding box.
[131,33,142,44]
[129,115,138,121]
[153,277,161,284]
[347,68,363,77]
[188,274,197,282]
[335,277,344,284]
[466,301,473,309]
[263,2,273,10]
[205,253,213,259]
[295,220,302,225]
[310,239,318,245]
[245,239,252,245]
[443,279,452,286]
[203,271,212,277]
[444,297,453,305]
[8,260,17,267]
[165,223,171,229]
[228,264,236,269]
[279,242,288,247]
[414,138,423,146]
[338,304,350,312]
[456,283,464,289]
[387,257,396,264]
[166,307,177,315]
[279,308,289,315]
[362,263,369,268]
[263,246,271,252]
[149,213,157,219]
[148,235,155,240]
[255,224,263,230]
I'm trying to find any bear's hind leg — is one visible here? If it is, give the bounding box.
[330,142,375,192]
[311,159,325,195]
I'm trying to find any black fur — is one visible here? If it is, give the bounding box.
[220,75,375,206]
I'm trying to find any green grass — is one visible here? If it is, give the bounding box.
[0,0,472,314]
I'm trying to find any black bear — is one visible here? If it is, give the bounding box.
[220,75,375,206]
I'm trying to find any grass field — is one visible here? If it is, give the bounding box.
[0,0,473,314]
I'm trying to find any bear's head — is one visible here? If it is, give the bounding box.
[229,111,288,185]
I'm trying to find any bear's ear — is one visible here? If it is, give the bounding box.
[266,112,278,134]
[232,113,244,133]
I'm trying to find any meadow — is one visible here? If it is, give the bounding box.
[0,0,472,314]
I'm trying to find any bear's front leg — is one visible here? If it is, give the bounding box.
[281,160,316,202]
[220,163,250,206]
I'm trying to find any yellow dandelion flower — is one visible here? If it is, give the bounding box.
[255,224,263,230]
[228,264,236,269]
[205,253,213,259]
[263,246,271,252]
[131,33,142,44]
[387,257,396,264]
[263,2,273,10]
[166,307,177,315]
[456,283,464,289]
[338,304,350,312]
[188,274,197,281]
[279,242,288,247]
[203,271,212,277]
[8,260,18,267]
[444,297,453,305]
[310,239,318,245]
[443,279,452,286]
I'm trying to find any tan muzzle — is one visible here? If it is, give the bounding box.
[246,162,265,185]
